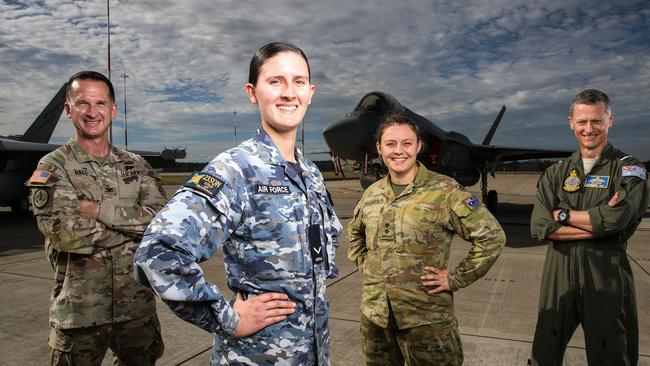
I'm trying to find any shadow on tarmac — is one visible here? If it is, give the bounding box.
[0,212,43,254]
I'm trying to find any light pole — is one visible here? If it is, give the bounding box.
[233,109,237,147]
[107,0,112,142]
[121,73,129,149]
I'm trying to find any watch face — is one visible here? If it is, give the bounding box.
[559,211,567,220]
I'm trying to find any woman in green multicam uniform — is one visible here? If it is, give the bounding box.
[348,113,506,366]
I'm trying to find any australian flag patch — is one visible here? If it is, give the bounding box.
[464,196,480,210]
[622,165,647,180]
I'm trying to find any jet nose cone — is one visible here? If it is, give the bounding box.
[323,113,378,161]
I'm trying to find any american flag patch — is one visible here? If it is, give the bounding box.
[28,170,52,184]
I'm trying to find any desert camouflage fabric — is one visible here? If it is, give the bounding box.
[48,314,163,366]
[348,163,505,330]
[135,128,342,366]
[28,138,166,328]
[361,312,463,366]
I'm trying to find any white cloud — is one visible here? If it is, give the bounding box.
[1,0,649,161]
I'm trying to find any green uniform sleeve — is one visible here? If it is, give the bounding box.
[347,195,368,269]
[588,163,648,239]
[530,169,562,241]
[97,160,167,236]
[446,189,506,292]
[29,159,112,255]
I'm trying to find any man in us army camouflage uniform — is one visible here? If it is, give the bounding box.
[348,113,506,365]
[134,42,341,365]
[530,89,647,366]
[27,71,165,365]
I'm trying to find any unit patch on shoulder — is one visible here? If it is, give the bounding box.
[27,170,52,185]
[563,169,581,192]
[183,172,224,197]
[584,175,610,189]
[32,189,49,209]
[464,196,480,210]
[622,165,647,180]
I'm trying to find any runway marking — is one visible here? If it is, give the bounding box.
[0,255,45,267]
[327,317,650,358]
[330,316,361,323]
[474,260,507,361]
[0,270,50,281]
[176,346,213,365]
[327,269,359,287]
[628,254,650,277]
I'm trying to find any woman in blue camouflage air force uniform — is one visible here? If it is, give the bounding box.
[134,42,342,365]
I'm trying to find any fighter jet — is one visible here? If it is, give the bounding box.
[322,91,572,211]
[0,84,186,213]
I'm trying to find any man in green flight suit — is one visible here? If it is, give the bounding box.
[27,71,166,365]
[530,89,647,365]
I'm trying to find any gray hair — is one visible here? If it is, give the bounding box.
[569,89,612,116]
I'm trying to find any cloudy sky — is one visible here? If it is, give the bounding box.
[1,0,649,162]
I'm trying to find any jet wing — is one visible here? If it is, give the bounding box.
[473,144,572,163]
[0,138,58,157]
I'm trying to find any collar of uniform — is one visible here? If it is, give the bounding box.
[376,175,395,200]
[411,162,429,188]
[253,127,304,166]
[571,143,614,171]
[376,162,428,199]
[67,137,123,164]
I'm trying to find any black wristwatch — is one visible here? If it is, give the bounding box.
[557,208,570,226]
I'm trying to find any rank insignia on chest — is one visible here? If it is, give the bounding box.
[183,172,224,197]
[563,169,581,192]
[464,196,480,210]
[584,175,609,189]
[27,170,52,185]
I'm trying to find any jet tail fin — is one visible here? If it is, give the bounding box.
[21,83,67,143]
[481,105,506,146]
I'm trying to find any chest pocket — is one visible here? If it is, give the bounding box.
[66,166,102,201]
[243,185,307,279]
[117,168,143,200]
[397,201,446,254]
[361,197,386,251]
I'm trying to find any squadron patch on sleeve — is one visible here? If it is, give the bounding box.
[463,196,480,210]
[183,172,224,197]
[27,170,52,185]
[32,189,50,209]
[622,165,647,180]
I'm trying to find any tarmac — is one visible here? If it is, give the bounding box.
[0,172,648,365]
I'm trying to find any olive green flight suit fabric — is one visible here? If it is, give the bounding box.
[530,144,648,366]
[28,138,167,365]
[348,163,505,365]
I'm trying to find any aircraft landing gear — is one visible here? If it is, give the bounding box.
[480,167,498,212]
[10,196,30,214]
[485,190,498,213]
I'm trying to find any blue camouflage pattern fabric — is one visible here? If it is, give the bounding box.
[135,128,342,366]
